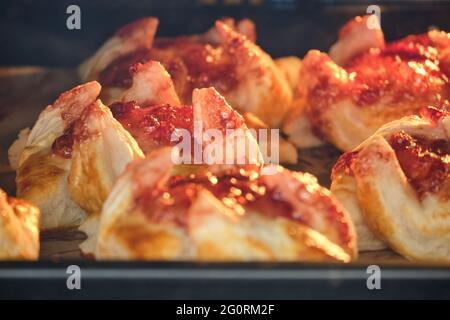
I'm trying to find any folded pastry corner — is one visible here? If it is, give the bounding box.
[331,106,450,262]
[0,189,40,260]
[329,15,385,66]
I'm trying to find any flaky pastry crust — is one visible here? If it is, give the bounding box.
[331,107,450,262]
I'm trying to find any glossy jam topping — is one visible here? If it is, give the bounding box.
[99,38,238,102]
[133,167,353,251]
[389,131,449,200]
[154,38,238,98]
[51,124,75,159]
[346,34,447,107]
[110,101,194,153]
[135,169,297,228]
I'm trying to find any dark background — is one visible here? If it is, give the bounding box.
[0,0,449,67]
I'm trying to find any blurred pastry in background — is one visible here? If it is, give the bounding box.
[79,17,292,128]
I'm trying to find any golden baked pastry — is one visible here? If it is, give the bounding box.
[284,15,450,151]
[96,147,357,262]
[331,106,450,262]
[11,81,143,254]
[0,188,40,260]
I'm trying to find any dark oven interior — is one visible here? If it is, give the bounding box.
[1,0,450,67]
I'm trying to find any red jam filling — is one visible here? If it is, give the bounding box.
[110,101,194,153]
[308,34,450,109]
[133,168,352,249]
[389,131,449,200]
[135,169,295,229]
[51,124,75,159]
[306,34,449,139]
[99,38,238,102]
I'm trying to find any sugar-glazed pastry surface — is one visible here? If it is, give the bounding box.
[331,106,450,262]
[0,188,40,260]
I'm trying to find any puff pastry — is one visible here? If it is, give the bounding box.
[331,106,450,262]
[0,188,40,260]
[284,15,450,151]
[96,147,357,262]
[79,17,292,129]
[11,81,143,253]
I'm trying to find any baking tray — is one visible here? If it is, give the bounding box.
[1,261,449,299]
[1,0,450,299]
